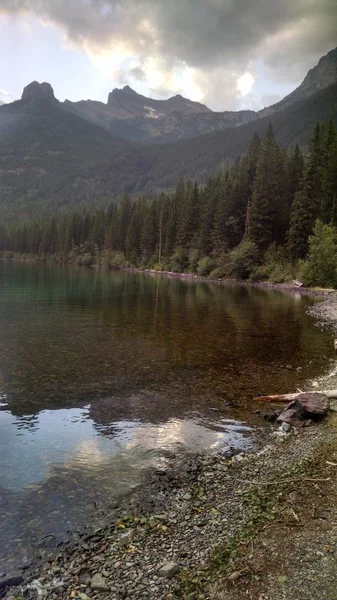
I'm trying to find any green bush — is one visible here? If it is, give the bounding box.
[210,251,231,278]
[197,256,214,276]
[300,220,337,288]
[229,239,259,279]
[170,247,189,272]
[109,251,129,269]
[249,243,295,283]
[188,248,200,273]
[77,253,94,267]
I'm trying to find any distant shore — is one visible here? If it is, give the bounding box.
[2,254,336,299]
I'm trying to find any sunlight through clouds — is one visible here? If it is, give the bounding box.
[0,0,336,108]
[237,72,255,96]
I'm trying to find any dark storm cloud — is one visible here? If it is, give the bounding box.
[1,0,336,108]
[1,0,335,67]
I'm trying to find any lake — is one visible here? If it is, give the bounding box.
[0,260,333,571]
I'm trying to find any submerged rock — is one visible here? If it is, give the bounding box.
[0,573,24,590]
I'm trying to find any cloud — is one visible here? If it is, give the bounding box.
[237,72,255,97]
[0,88,13,103]
[0,0,336,109]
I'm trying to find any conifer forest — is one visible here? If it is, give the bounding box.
[1,120,337,287]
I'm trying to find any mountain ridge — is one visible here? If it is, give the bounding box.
[259,47,337,118]
[0,48,336,219]
[61,47,337,143]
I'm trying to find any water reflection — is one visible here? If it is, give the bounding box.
[0,260,334,569]
[0,405,252,570]
[0,262,333,418]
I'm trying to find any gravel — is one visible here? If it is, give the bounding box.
[2,424,332,600]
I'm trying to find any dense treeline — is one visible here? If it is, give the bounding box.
[1,121,337,286]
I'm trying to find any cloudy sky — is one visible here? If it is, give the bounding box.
[0,0,336,110]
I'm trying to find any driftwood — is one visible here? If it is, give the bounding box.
[254,390,337,403]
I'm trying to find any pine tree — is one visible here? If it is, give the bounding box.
[321,120,337,224]
[248,125,286,252]
[198,178,218,256]
[140,200,158,261]
[211,171,229,253]
[119,194,133,251]
[288,123,324,259]
[125,199,145,262]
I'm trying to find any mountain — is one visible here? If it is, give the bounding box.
[0,100,4,106]
[259,47,337,118]
[64,48,337,144]
[0,82,129,219]
[0,50,336,219]
[64,86,255,143]
[107,85,211,118]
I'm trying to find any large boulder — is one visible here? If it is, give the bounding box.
[277,392,329,428]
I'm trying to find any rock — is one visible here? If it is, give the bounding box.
[329,400,337,413]
[90,573,109,591]
[297,392,329,416]
[0,573,24,589]
[281,422,293,434]
[263,410,282,422]
[229,571,242,581]
[232,452,246,463]
[158,562,181,578]
[21,81,55,103]
[79,571,91,585]
[277,393,329,428]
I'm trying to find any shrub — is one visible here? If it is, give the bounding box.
[188,248,200,273]
[229,239,259,279]
[210,251,231,278]
[197,256,214,276]
[78,253,94,267]
[109,251,129,269]
[300,220,337,288]
[170,247,189,272]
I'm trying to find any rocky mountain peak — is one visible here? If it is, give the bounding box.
[302,47,337,92]
[259,47,337,118]
[21,81,55,103]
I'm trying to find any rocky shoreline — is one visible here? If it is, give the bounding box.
[120,265,336,297]
[2,288,337,600]
[2,421,336,600]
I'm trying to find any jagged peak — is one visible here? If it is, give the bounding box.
[21,81,55,103]
[123,85,137,94]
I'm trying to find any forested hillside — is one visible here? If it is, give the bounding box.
[2,120,337,287]
[0,80,336,220]
[0,92,129,220]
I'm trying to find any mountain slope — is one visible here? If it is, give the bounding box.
[0,66,336,220]
[63,48,337,144]
[114,80,337,194]
[0,83,129,219]
[64,87,255,143]
[107,85,211,117]
[259,47,337,118]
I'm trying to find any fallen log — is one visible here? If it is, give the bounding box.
[254,390,337,403]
